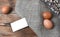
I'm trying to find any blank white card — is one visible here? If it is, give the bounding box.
[11,18,28,32]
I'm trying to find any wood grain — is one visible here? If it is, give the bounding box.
[0,0,37,37]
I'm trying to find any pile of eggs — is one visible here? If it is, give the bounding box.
[42,11,53,30]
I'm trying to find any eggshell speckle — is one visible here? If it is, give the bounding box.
[42,11,52,19]
[43,19,53,29]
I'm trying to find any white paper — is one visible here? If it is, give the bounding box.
[11,18,28,32]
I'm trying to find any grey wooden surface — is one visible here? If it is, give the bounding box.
[15,0,60,37]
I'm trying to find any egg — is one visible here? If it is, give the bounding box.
[2,5,11,14]
[43,19,53,29]
[42,11,52,19]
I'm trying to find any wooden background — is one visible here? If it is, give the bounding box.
[0,0,37,37]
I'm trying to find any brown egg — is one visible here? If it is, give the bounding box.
[43,19,53,30]
[2,5,11,14]
[42,11,52,19]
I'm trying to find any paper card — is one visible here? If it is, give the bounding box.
[11,18,28,32]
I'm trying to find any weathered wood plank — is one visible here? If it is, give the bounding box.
[0,0,37,37]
